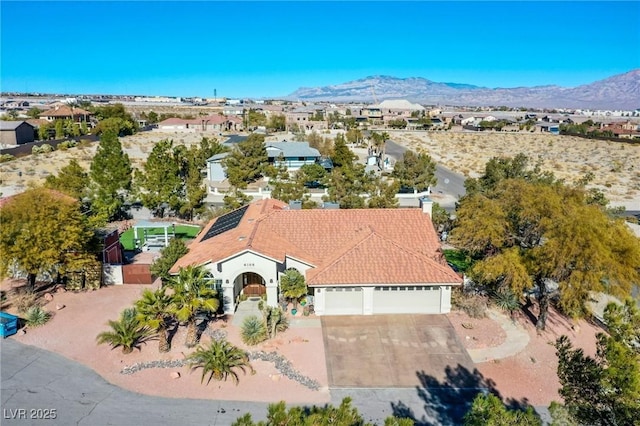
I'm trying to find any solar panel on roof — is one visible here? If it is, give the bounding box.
[201,205,249,241]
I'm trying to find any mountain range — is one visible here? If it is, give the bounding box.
[287,70,640,110]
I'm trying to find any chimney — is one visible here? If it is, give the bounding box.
[419,197,433,217]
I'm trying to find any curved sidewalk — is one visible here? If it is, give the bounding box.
[466,309,530,363]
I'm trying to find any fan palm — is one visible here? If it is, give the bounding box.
[135,288,174,353]
[168,265,220,347]
[280,268,307,310]
[96,308,152,354]
[187,339,254,385]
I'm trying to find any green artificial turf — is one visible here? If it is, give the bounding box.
[119,224,201,251]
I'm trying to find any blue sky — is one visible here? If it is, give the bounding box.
[1,1,638,98]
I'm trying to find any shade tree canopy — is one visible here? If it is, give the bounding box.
[0,187,96,291]
[450,155,640,330]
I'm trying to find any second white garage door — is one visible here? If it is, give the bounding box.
[372,286,441,314]
[324,287,364,315]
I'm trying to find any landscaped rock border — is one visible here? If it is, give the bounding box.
[121,359,187,375]
[119,349,320,390]
[247,351,320,390]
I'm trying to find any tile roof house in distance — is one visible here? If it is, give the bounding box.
[39,105,92,124]
[157,115,242,132]
[171,198,461,316]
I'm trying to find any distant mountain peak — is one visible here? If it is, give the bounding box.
[288,70,639,109]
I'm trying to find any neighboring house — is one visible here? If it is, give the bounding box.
[157,115,242,132]
[206,152,230,182]
[204,140,324,189]
[0,121,35,145]
[265,141,321,171]
[537,123,560,135]
[39,105,92,123]
[285,107,328,131]
[170,198,462,316]
[2,100,29,109]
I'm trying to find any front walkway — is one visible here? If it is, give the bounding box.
[466,309,530,363]
[231,299,262,327]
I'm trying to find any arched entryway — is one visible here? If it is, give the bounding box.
[237,272,266,298]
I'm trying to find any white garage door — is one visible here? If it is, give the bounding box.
[324,287,364,315]
[373,286,441,314]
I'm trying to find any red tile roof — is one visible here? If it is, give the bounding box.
[171,199,461,286]
[158,115,237,126]
[39,105,92,117]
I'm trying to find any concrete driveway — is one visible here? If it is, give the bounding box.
[321,315,474,388]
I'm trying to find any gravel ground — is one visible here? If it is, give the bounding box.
[447,305,601,407]
[4,281,330,405]
[3,277,602,410]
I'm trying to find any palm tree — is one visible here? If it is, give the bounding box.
[96,308,152,354]
[168,265,220,348]
[187,339,254,385]
[280,268,307,310]
[135,288,174,353]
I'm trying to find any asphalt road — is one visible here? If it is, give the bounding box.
[1,339,488,425]
[385,139,467,200]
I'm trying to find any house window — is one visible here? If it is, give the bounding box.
[298,157,305,161]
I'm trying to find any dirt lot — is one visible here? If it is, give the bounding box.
[393,131,640,210]
[448,304,601,407]
[2,130,639,210]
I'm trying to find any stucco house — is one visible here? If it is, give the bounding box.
[170,198,461,316]
[157,115,242,132]
[39,105,92,123]
[265,141,321,171]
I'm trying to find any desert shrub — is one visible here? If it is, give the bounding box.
[0,154,15,163]
[32,144,54,154]
[240,315,267,346]
[452,290,488,318]
[491,288,520,314]
[24,306,51,327]
[58,140,78,150]
[13,290,40,313]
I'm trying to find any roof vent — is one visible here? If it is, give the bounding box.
[238,236,246,241]
[289,200,302,210]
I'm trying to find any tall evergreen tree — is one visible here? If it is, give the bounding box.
[331,133,355,169]
[222,133,267,188]
[45,158,90,199]
[89,129,132,221]
[554,299,640,425]
[180,146,208,220]
[134,139,183,217]
[392,150,437,191]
